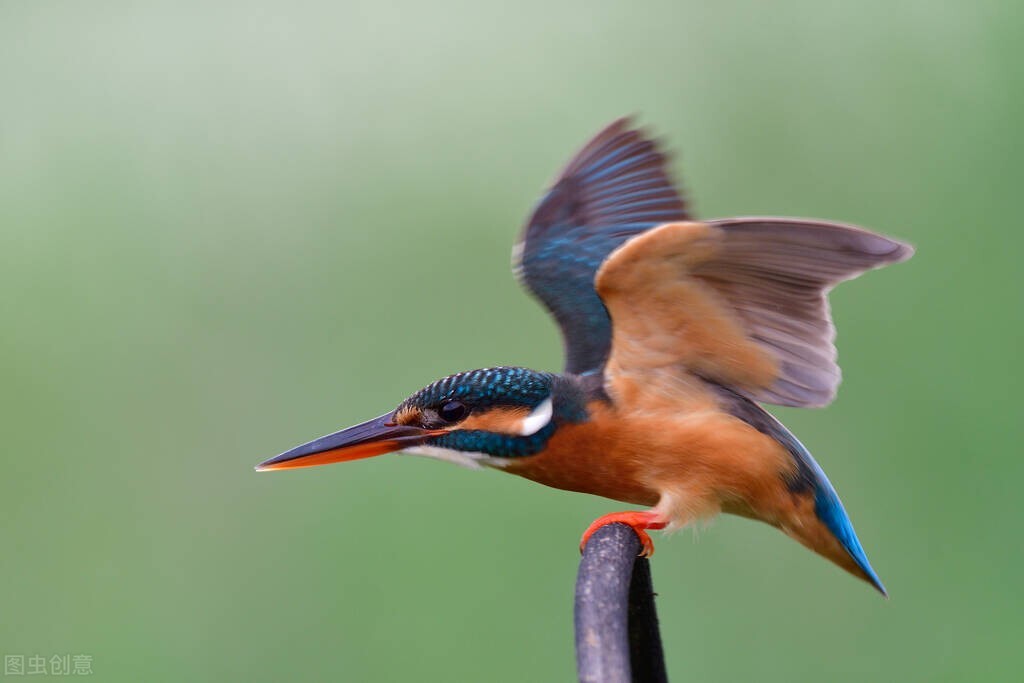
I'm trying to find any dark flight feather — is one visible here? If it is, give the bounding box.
[699,218,914,407]
[515,118,689,375]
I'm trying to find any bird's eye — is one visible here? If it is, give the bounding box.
[438,400,468,423]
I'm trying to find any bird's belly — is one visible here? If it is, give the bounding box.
[501,407,798,527]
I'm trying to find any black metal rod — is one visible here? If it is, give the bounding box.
[574,523,669,683]
[625,551,668,683]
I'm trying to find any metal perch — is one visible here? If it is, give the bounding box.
[575,523,669,683]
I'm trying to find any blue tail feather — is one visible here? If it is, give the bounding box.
[766,416,887,595]
[802,445,887,596]
[711,382,887,595]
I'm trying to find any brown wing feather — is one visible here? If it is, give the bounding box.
[595,219,913,407]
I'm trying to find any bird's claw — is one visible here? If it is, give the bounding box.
[579,511,667,557]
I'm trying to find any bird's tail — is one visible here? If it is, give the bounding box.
[714,383,887,594]
[767,414,888,596]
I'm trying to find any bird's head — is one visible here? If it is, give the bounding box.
[256,367,588,472]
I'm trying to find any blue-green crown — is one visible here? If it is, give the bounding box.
[399,367,554,413]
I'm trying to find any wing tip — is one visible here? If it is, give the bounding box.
[888,238,915,264]
[852,229,914,266]
[708,216,915,269]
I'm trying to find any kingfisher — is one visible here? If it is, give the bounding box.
[257,118,912,595]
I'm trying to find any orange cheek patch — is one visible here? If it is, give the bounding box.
[457,407,532,434]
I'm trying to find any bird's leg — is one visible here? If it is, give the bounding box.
[579,511,668,557]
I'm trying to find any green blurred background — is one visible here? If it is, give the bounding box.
[1,1,1020,680]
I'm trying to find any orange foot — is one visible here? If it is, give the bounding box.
[580,511,668,558]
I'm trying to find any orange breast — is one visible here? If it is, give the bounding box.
[502,401,662,507]
[502,399,801,525]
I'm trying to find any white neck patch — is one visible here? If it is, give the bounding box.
[518,397,553,436]
[400,445,510,470]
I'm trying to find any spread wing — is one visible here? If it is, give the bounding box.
[595,219,914,407]
[514,118,689,375]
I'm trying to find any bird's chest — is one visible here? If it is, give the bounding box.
[499,405,794,513]
[499,414,663,506]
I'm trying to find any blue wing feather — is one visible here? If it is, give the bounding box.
[516,118,690,374]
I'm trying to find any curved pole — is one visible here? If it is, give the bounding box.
[574,523,669,683]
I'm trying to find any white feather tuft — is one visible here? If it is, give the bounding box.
[518,397,553,436]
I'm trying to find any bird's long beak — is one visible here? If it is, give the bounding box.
[256,414,446,472]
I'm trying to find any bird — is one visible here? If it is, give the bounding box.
[257,118,913,595]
